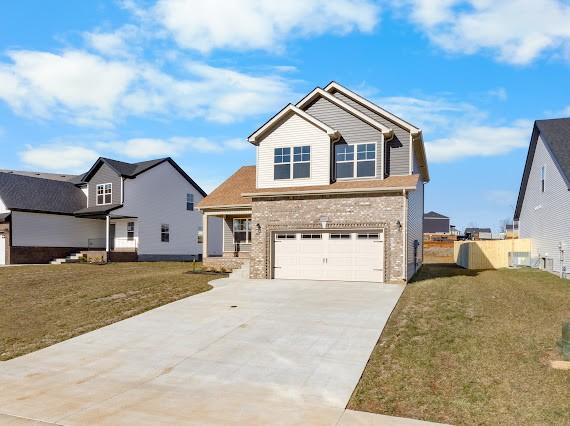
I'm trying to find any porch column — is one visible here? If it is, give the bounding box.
[202,213,208,261]
[105,215,110,252]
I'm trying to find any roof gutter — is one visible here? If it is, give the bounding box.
[243,185,417,198]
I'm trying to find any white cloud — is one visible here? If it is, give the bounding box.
[223,138,250,151]
[484,189,517,207]
[376,94,530,162]
[84,25,140,57]
[487,87,508,101]
[0,50,135,126]
[20,145,100,172]
[0,49,297,126]
[399,0,570,64]
[425,121,530,163]
[152,0,379,53]
[98,136,248,160]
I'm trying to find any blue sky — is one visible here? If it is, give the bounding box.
[1,0,570,231]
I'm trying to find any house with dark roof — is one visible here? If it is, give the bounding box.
[514,118,570,274]
[0,157,222,265]
[464,227,493,240]
[198,82,429,283]
[423,211,450,233]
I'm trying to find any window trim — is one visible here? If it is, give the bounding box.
[273,147,291,180]
[161,224,170,243]
[274,145,311,181]
[232,218,252,244]
[186,193,194,211]
[127,221,135,241]
[335,143,377,180]
[96,183,112,206]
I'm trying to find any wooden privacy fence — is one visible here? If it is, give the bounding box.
[454,239,532,269]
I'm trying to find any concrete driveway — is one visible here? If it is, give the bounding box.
[0,278,407,425]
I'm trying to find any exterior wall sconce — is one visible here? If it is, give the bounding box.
[255,223,261,233]
[396,220,402,231]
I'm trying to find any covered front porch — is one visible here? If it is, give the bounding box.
[202,209,252,261]
[74,206,138,255]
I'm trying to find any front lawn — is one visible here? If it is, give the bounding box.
[349,264,570,425]
[0,262,219,361]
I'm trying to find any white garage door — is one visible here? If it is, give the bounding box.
[0,234,5,265]
[273,231,384,282]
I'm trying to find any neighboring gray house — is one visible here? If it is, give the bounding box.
[199,82,429,283]
[515,118,570,275]
[464,227,493,240]
[0,157,222,265]
[423,211,450,233]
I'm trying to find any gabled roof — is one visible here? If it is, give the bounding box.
[424,211,449,219]
[82,157,207,197]
[514,118,570,219]
[296,88,393,136]
[0,172,86,214]
[197,166,255,210]
[324,82,421,134]
[0,169,80,182]
[248,104,340,144]
[323,82,430,182]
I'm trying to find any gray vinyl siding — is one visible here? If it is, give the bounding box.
[407,179,424,279]
[332,91,411,176]
[223,216,251,253]
[519,135,570,275]
[87,163,122,207]
[305,97,384,178]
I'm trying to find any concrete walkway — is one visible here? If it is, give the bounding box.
[0,277,434,425]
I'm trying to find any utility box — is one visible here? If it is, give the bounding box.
[562,322,570,361]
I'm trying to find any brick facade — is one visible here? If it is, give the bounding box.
[250,192,406,282]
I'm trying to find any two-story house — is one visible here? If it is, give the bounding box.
[514,118,570,275]
[198,82,429,283]
[0,157,222,264]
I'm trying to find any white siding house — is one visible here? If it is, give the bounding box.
[515,118,570,276]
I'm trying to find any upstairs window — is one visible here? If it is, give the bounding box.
[161,224,170,242]
[274,147,291,180]
[293,146,311,178]
[335,143,376,179]
[186,193,194,211]
[541,165,545,193]
[357,143,376,177]
[335,144,354,178]
[127,222,135,241]
[96,183,112,205]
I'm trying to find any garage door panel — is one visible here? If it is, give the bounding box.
[273,231,384,283]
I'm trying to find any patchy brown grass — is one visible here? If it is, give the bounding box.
[349,264,570,425]
[0,262,218,360]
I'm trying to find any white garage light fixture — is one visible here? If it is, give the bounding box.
[320,215,329,229]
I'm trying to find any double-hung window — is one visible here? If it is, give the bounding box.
[335,143,376,179]
[96,183,112,205]
[356,143,376,177]
[127,222,135,241]
[274,148,291,180]
[541,165,546,193]
[186,193,194,211]
[293,146,310,178]
[161,224,170,242]
[335,145,355,178]
[233,218,251,244]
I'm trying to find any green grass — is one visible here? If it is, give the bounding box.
[349,264,570,425]
[0,262,219,361]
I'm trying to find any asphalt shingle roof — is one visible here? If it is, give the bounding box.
[424,211,449,219]
[0,172,86,214]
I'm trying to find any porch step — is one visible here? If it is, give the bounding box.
[228,260,250,279]
[50,251,84,265]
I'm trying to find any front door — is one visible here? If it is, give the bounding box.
[109,224,116,250]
